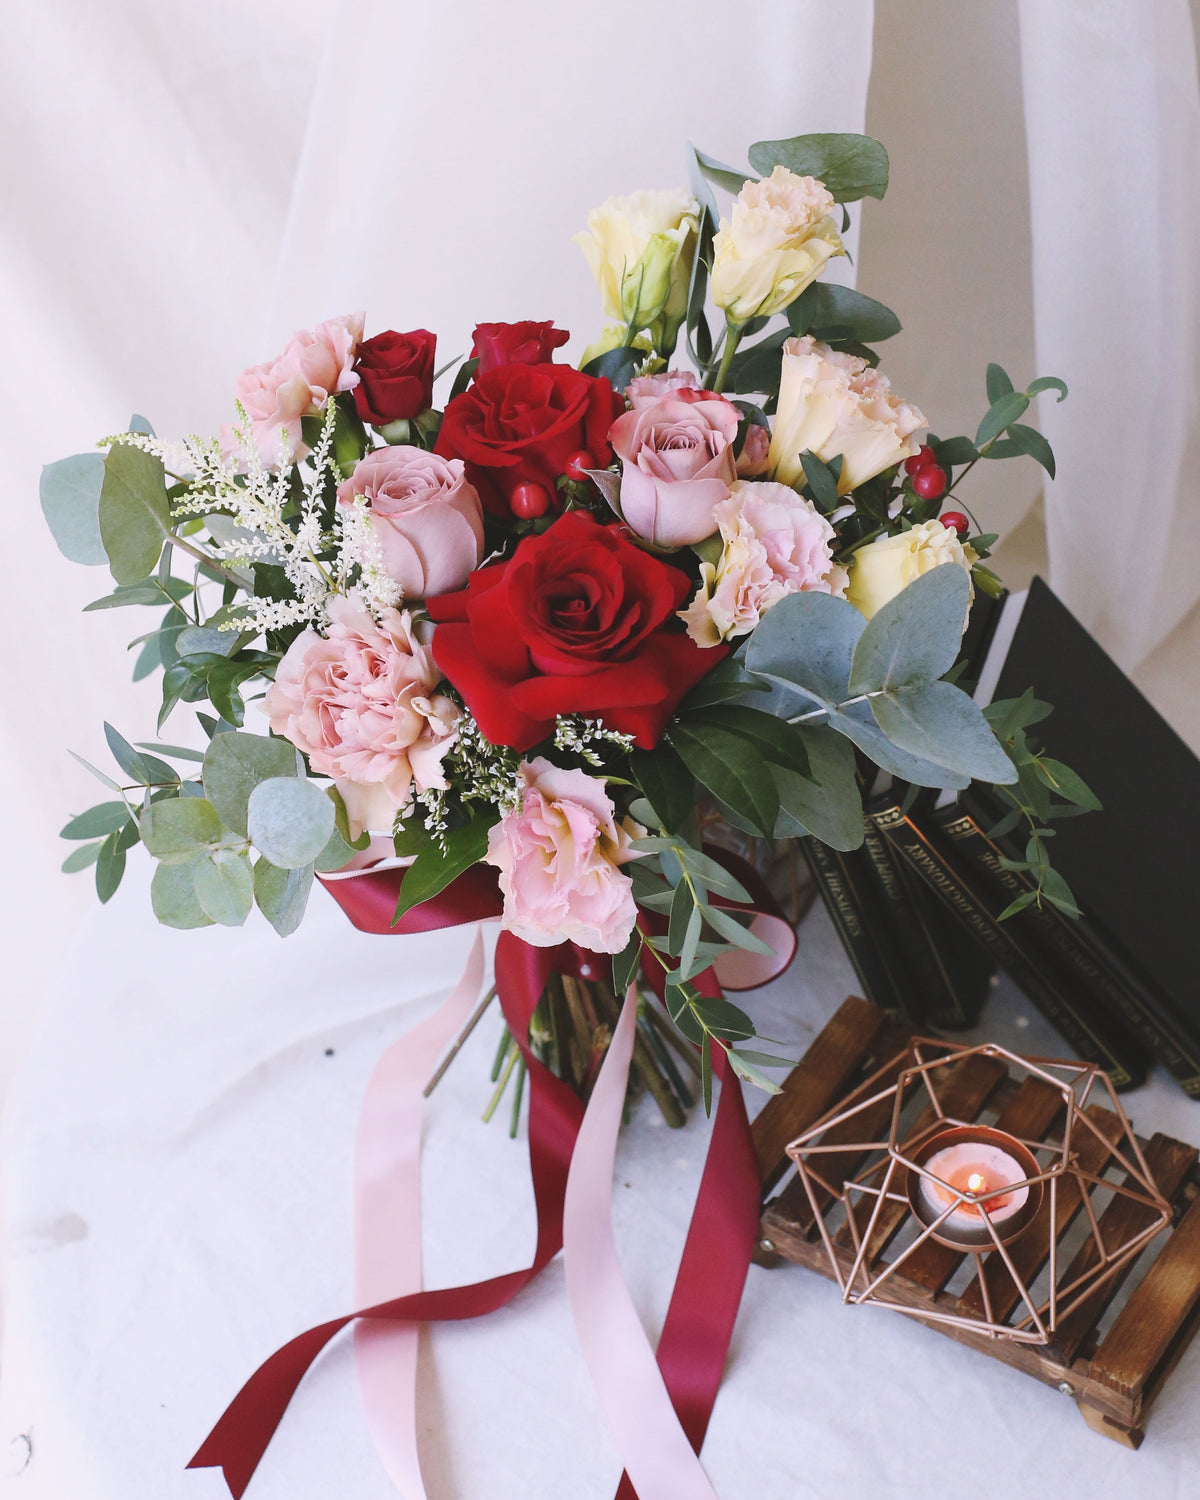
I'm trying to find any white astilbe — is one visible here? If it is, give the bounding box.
[553,715,636,766]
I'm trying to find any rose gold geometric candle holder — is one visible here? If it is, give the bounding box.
[784,1038,1171,1345]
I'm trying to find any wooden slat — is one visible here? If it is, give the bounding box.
[957,1104,1119,1323]
[1050,1133,1197,1363]
[753,995,886,1191]
[1088,1191,1200,1401]
[896,1075,1064,1297]
[834,1052,1007,1263]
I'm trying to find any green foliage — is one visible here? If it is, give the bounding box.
[98,442,171,584]
[666,721,778,837]
[747,133,889,202]
[630,745,694,834]
[193,849,255,926]
[253,859,314,936]
[787,282,901,343]
[392,815,497,925]
[246,777,336,869]
[141,796,224,862]
[41,453,107,566]
[203,731,299,836]
[150,861,214,929]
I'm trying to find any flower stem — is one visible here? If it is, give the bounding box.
[711,321,744,394]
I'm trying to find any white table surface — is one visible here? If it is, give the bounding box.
[2,852,1198,1499]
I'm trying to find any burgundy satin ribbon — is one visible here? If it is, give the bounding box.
[188,859,774,1497]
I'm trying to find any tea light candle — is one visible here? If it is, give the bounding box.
[918,1140,1029,1232]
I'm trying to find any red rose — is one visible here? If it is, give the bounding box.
[427,510,724,750]
[470,320,569,374]
[435,361,623,516]
[353,329,436,425]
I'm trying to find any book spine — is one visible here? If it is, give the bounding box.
[939,808,1200,1096]
[859,818,976,1027]
[870,801,1148,1090]
[799,838,913,1019]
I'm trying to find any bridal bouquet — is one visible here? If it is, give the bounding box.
[46,130,1082,1098]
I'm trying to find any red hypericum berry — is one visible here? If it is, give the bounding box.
[904,444,936,475]
[911,465,947,500]
[940,510,969,536]
[510,482,551,520]
[564,450,594,481]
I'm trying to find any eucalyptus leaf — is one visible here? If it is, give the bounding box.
[666,722,778,837]
[254,858,314,936]
[871,681,1017,783]
[247,777,336,869]
[151,860,213,929]
[193,849,255,926]
[60,802,131,840]
[177,624,242,659]
[62,841,104,874]
[203,730,299,836]
[69,750,123,793]
[313,825,358,873]
[691,994,756,1042]
[667,879,695,957]
[702,903,778,956]
[611,930,643,994]
[95,831,126,904]
[40,452,107,565]
[825,700,973,789]
[772,725,863,848]
[678,657,770,710]
[141,796,224,862]
[747,132,889,202]
[98,442,170,584]
[744,588,864,706]
[848,563,971,694]
[726,1051,784,1095]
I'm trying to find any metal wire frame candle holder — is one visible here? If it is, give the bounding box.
[784,1039,1173,1345]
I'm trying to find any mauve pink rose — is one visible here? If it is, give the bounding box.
[624,368,702,410]
[736,423,771,477]
[231,312,365,466]
[607,391,740,548]
[336,446,485,600]
[265,594,458,838]
[485,758,643,954]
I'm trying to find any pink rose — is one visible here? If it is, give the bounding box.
[625,368,702,410]
[485,758,643,954]
[336,446,485,600]
[231,312,365,466]
[680,479,848,647]
[265,594,458,838]
[607,391,740,548]
[736,423,771,477]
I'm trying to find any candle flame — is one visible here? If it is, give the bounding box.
[967,1172,986,1194]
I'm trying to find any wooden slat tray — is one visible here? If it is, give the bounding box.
[752,996,1200,1446]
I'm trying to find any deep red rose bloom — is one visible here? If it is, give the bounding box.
[353,329,436,425]
[427,511,724,750]
[470,320,569,374]
[435,361,623,516]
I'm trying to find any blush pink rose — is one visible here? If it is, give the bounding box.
[680,479,848,647]
[484,758,643,953]
[265,594,458,838]
[336,446,485,600]
[624,368,702,410]
[607,391,740,548]
[231,312,365,466]
[736,422,771,477]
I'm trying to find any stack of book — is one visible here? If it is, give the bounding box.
[804,577,1200,1096]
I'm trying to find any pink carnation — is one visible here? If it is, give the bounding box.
[608,390,739,548]
[231,312,365,466]
[336,446,485,600]
[625,368,702,410]
[485,758,642,954]
[680,479,848,647]
[265,595,458,838]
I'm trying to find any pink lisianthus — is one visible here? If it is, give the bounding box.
[336,447,485,601]
[607,390,739,548]
[624,368,702,410]
[680,480,848,647]
[265,595,458,839]
[231,312,365,466]
[485,758,643,953]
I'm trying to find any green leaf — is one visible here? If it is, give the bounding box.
[60,802,131,840]
[313,824,358,874]
[328,785,372,851]
[193,849,255,926]
[41,453,108,566]
[997,890,1038,921]
[700,1037,713,1114]
[247,777,336,869]
[136,741,206,764]
[611,930,643,994]
[772,726,863,848]
[253,858,315,936]
[84,581,166,610]
[666,982,706,1045]
[203,731,299,836]
[630,745,694,833]
[673,849,752,903]
[686,705,811,778]
[667,722,778,837]
[141,796,224,863]
[1003,422,1056,479]
[581,345,642,390]
[1036,757,1101,811]
[678,657,770,710]
[1041,867,1081,918]
[62,841,104,873]
[827,701,973,789]
[744,588,864,706]
[724,328,789,395]
[871,680,1017,783]
[800,451,840,512]
[95,831,126,904]
[1027,374,1068,402]
[103,722,149,784]
[702,902,778,956]
[98,442,170,584]
[983,689,1053,738]
[177,624,242,659]
[692,993,756,1041]
[151,860,213,929]
[447,357,479,401]
[692,147,755,195]
[69,750,122,793]
[747,132,889,202]
[848,563,971,694]
[787,282,901,343]
[667,878,695,957]
[679,905,703,979]
[986,363,1014,403]
[931,436,980,468]
[392,815,497,924]
[976,392,1030,448]
[726,1050,784,1095]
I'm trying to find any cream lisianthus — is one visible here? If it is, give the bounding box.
[768,335,927,495]
[575,188,700,335]
[710,167,845,323]
[845,519,978,620]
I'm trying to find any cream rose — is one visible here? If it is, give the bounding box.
[768,335,927,495]
[845,519,979,620]
[265,595,458,838]
[336,446,484,601]
[710,167,845,323]
[680,480,848,647]
[485,758,643,954]
[575,188,699,334]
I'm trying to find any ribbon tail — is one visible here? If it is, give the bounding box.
[564,986,721,1500]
